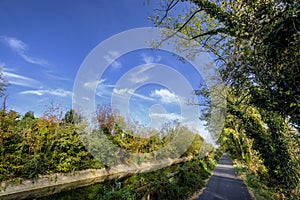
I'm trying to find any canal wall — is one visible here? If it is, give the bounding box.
[0,156,192,199]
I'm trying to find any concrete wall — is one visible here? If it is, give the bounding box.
[0,156,192,200]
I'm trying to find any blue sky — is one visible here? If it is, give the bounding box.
[0,0,217,138]
[0,0,156,113]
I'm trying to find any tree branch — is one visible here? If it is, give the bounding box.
[154,9,203,48]
[191,0,234,28]
[176,9,203,32]
[191,27,229,39]
[157,0,180,25]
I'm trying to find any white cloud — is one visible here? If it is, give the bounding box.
[149,112,181,121]
[20,54,48,65]
[131,92,154,101]
[2,70,41,88]
[20,88,72,97]
[138,64,156,73]
[141,53,161,64]
[5,37,26,52]
[84,79,105,90]
[84,79,115,97]
[113,88,134,95]
[113,88,154,101]
[129,75,149,83]
[1,36,48,65]
[82,97,90,101]
[0,62,5,69]
[1,65,16,72]
[150,89,179,104]
[129,64,157,83]
[20,90,44,96]
[94,80,115,97]
[104,51,121,69]
[46,71,70,81]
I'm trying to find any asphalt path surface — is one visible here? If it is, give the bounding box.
[196,154,253,200]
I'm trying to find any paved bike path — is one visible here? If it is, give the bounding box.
[196,154,253,200]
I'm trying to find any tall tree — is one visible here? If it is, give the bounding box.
[62,109,82,124]
[154,0,300,129]
[153,0,300,196]
[0,68,9,98]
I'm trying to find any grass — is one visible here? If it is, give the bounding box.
[232,160,281,200]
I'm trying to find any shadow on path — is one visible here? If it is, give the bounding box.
[195,154,253,200]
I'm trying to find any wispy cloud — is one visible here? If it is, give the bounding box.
[5,36,26,51]
[149,112,182,121]
[104,51,121,69]
[150,89,179,104]
[113,88,154,101]
[129,74,149,83]
[0,62,5,69]
[1,36,48,65]
[20,88,72,97]
[132,92,154,101]
[129,64,156,83]
[84,79,105,90]
[83,79,115,98]
[141,53,161,64]
[2,70,41,88]
[46,71,70,81]
[113,88,134,95]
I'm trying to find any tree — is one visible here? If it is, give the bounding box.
[183,133,204,156]
[62,109,82,124]
[96,105,119,135]
[152,1,300,195]
[154,0,300,129]
[0,68,9,98]
[225,88,299,189]
[23,111,35,119]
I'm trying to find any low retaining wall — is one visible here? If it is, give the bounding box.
[0,156,192,200]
